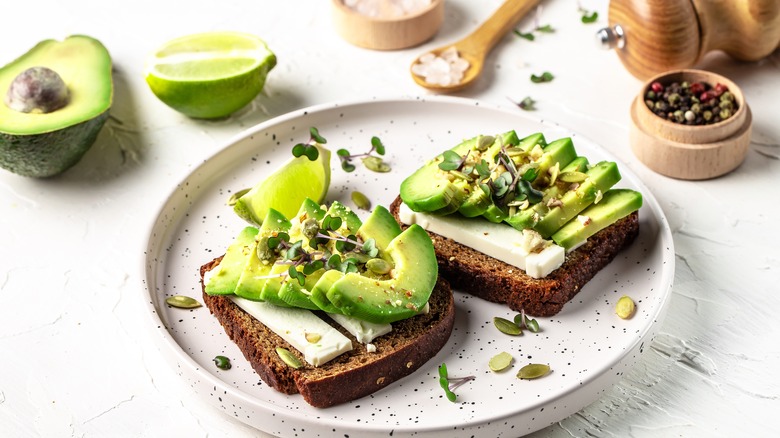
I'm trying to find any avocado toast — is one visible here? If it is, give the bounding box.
[394,131,642,316]
[201,198,454,407]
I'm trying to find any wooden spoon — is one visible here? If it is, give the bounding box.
[411,0,542,92]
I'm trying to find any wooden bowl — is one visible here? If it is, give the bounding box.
[630,69,752,180]
[331,0,444,50]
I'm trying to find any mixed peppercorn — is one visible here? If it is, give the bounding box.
[645,80,738,126]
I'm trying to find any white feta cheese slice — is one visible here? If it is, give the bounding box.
[399,203,565,278]
[230,297,353,366]
[328,313,392,344]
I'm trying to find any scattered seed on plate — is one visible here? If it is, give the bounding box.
[616,295,636,319]
[351,190,371,210]
[517,363,550,380]
[488,352,513,372]
[493,316,522,336]
[165,295,202,309]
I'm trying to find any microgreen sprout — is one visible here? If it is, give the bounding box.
[260,216,385,285]
[514,6,554,41]
[509,96,536,111]
[577,2,599,23]
[530,71,555,83]
[513,309,540,333]
[337,136,390,172]
[438,363,475,402]
[292,127,327,161]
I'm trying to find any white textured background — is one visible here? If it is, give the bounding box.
[1,0,778,436]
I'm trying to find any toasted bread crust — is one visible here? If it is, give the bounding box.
[389,196,640,317]
[201,260,454,408]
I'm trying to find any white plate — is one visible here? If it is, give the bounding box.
[143,96,674,438]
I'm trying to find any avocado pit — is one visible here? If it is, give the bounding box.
[5,66,69,114]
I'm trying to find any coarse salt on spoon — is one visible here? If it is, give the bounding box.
[411,0,541,92]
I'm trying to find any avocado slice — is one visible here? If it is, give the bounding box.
[400,131,520,214]
[324,224,438,324]
[480,136,577,224]
[205,227,259,295]
[505,156,590,231]
[534,161,623,237]
[356,205,403,251]
[233,209,291,301]
[552,189,643,250]
[0,35,112,177]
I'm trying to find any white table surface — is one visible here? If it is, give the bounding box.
[1,1,778,436]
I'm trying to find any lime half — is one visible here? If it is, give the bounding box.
[234,143,331,226]
[145,31,276,119]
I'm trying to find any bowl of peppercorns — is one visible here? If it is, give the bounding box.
[630,69,752,180]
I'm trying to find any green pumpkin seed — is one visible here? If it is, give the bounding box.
[213,355,231,370]
[351,191,372,210]
[305,332,321,343]
[488,352,513,372]
[276,347,303,369]
[165,295,202,309]
[362,156,391,173]
[475,135,495,151]
[559,171,588,183]
[366,258,392,275]
[517,363,550,380]
[226,188,250,206]
[616,295,636,319]
[494,317,522,336]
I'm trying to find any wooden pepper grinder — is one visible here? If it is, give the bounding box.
[597,0,780,79]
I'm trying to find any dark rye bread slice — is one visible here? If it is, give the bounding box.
[389,196,639,317]
[200,259,455,408]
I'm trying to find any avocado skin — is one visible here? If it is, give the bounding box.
[0,111,108,177]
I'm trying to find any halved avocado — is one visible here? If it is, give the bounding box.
[0,35,112,177]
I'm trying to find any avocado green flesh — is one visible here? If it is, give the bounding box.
[326,224,438,324]
[504,156,590,231]
[531,137,577,188]
[0,35,112,177]
[208,199,438,324]
[400,131,520,214]
[478,135,575,224]
[0,35,112,135]
[205,227,259,295]
[534,161,622,237]
[552,189,643,250]
[233,209,290,301]
[356,205,402,251]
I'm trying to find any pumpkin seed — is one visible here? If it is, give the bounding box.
[558,171,588,183]
[366,258,392,275]
[305,332,321,343]
[494,316,522,336]
[475,135,495,151]
[165,295,202,309]
[362,156,391,173]
[226,188,250,206]
[213,355,231,370]
[488,352,513,372]
[517,363,550,380]
[276,347,302,369]
[351,191,371,210]
[616,295,636,319]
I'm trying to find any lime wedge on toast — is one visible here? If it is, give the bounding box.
[233,143,331,225]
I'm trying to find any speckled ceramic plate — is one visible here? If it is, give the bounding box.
[143,96,674,438]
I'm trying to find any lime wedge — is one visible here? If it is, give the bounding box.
[233,143,331,226]
[144,31,276,119]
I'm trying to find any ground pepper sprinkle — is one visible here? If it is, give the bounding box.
[644,80,738,125]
